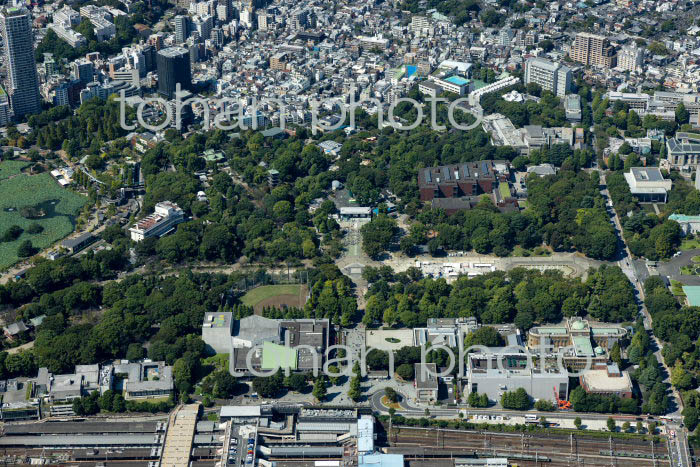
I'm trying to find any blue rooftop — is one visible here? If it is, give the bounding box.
[445,75,469,86]
[405,65,417,77]
[358,454,405,467]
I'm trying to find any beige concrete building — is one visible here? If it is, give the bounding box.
[571,33,616,68]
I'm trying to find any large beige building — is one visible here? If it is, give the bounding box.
[571,32,616,68]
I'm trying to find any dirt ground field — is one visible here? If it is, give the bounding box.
[241,284,309,313]
[365,329,415,351]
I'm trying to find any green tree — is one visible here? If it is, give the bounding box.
[464,327,504,348]
[676,103,690,125]
[396,363,414,381]
[125,343,145,361]
[607,417,616,432]
[574,417,582,429]
[534,399,556,411]
[284,373,308,392]
[360,215,397,258]
[385,387,399,403]
[17,240,35,258]
[610,342,622,367]
[312,376,327,402]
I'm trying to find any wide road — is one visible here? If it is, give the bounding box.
[598,172,690,467]
[372,389,657,423]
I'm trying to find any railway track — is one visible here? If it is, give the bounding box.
[388,427,670,466]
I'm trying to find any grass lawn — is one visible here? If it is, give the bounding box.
[241,284,302,306]
[518,199,529,210]
[203,353,229,371]
[498,182,511,199]
[692,256,700,263]
[681,239,700,251]
[671,279,686,297]
[381,395,401,410]
[0,173,87,269]
[0,161,30,181]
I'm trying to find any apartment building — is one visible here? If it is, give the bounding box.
[617,44,644,73]
[524,57,571,97]
[571,32,616,68]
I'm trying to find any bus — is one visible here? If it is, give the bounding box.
[524,414,538,424]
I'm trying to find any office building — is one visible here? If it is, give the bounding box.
[617,44,644,73]
[240,6,255,28]
[565,94,582,122]
[623,166,673,203]
[71,58,94,84]
[193,14,213,43]
[1,7,41,118]
[256,11,268,30]
[129,201,185,241]
[524,57,571,97]
[414,363,439,402]
[466,351,569,403]
[53,5,81,28]
[156,46,191,98]
[571,32,616,68]
[174,15,188,43]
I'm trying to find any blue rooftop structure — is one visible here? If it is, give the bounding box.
[358,454,405,467]
[405,65,417,77]
[445,75,469,85]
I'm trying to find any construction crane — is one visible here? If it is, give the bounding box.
[554,386,572,410]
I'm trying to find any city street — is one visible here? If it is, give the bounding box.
[598,172,690,467]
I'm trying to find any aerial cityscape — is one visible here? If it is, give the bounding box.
[1,0,700,465]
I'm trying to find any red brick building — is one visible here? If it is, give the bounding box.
[418,161,508,202]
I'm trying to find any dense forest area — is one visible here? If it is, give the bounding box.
[361,265,637,328]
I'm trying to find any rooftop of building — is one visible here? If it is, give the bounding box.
[202,312,232,330]
[683,285,700,307]
[669,213,700,222]
[158,46,189,57]
[418,161,503,188]
[581,368,633,392]
[628,166,665,182]
[414,362,438,389]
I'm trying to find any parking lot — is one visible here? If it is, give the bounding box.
[224,424,258,466]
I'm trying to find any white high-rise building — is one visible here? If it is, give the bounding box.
[174,15,188,43]
[193,14,213,42]
[524,57,572,97]
[617,45,644,73]
[0,7,41,118]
